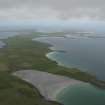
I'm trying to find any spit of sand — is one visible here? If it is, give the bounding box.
[13,70,82,101]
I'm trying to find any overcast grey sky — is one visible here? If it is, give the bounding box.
[0,0,105,21]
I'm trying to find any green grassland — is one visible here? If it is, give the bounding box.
[0,34,105,105]
[0,71,61,105]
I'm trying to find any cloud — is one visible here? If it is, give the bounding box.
[0,0,105,21]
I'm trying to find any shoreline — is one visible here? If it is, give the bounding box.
[46,52,66,68]
[13,70,82,102]
[34,37,105,89]
[51,81,82,101]
[0,34,105,105]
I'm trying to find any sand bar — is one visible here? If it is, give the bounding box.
[13,70,82,101]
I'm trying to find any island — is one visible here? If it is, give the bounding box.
[0,32,105,105]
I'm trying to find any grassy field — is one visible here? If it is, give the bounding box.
[0,33,105,105]
[0,71,61,105]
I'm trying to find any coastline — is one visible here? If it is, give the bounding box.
[46,52,65,68]
[34,37,105,89]
[13,70,81,102]
[0,34,105,105]
[51,81,82,101]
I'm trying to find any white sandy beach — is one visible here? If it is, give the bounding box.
[13,70,81,101]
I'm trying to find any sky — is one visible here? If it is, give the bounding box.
[1,0,105,32]
[0,0,105,21]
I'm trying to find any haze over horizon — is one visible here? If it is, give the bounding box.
[0,0,105,32]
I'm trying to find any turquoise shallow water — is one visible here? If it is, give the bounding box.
[57,83,105,105]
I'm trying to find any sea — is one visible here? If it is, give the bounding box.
[34,33,105,105]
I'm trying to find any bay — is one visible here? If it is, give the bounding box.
[57,83,105,105]
[34,36,105,80]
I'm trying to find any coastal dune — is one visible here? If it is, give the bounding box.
[13,70,81,101]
